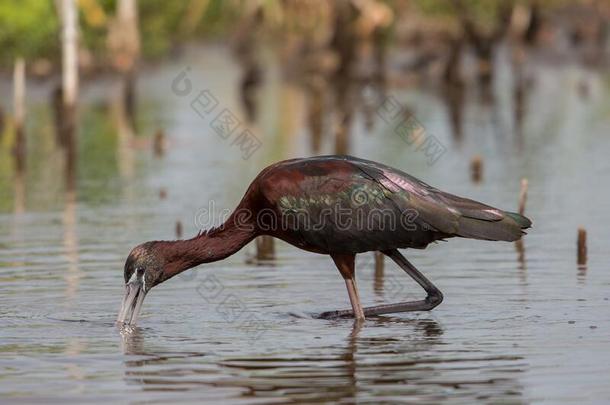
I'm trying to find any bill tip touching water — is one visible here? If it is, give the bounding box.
[118,155,532,326]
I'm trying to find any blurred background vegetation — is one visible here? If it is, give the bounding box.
[0,0,605,71]
[1,0,609,208]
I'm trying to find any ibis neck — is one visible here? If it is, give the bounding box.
[159,219,257,280]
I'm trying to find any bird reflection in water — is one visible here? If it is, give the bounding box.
[120,318,445,398]
[120,315,522,403]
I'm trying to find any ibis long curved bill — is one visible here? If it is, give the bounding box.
[117,278,146,325]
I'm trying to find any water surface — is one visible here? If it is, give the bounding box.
[1,47,609,403]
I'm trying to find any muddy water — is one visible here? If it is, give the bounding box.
[1,47,609,403]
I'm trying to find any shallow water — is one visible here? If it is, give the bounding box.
[1,46,610,403]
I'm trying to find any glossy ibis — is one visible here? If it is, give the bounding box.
[118,155,531,324]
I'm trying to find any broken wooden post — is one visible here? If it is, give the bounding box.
[175,220,183,239]
[470,155,483,183]
[13,58,26,173]
[515,178,528,271]
[256,235,275,261]
[108,0,140,127]
[61,0,78,137]
[61,0,79,191]
[374,251,384,276]
[153,129,166,157]
[519,178,528,215]
[577,228,587,266]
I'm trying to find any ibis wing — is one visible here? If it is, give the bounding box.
[350,158,528,242]
[262,155,530,252]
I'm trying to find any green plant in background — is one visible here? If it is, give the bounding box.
[0,0,601,70]
[0,0,238,69]
[414,0,574,25]
[0,0,59,65]
[80,0,248,62]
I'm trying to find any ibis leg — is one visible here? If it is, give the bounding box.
[320,254,365,320]
[319,249,443,319]
[345,278,365,320]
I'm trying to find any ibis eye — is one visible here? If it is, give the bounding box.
[137,267,145,277]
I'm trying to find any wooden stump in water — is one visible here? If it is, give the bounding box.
[60,0,79,193]
[240,62,262,123]
[108,0,140,130]
[373,251,385,294]
[51,85,64,147]
[443,37,464,89]
[306,77,325,153]
[123,71,137,129]
[515,178,529,273]
[518,178,528,215]
[577,228,587,266]
[470,155,483,183]
[374,251,384,276]
[256,235,275,261]
[334,113,352,155]
[13,58,26,173]
[175,221,183,239]
[153,129,166,157]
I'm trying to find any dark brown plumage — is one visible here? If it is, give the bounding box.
[256,155,530,253]
[118,155,532,325]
